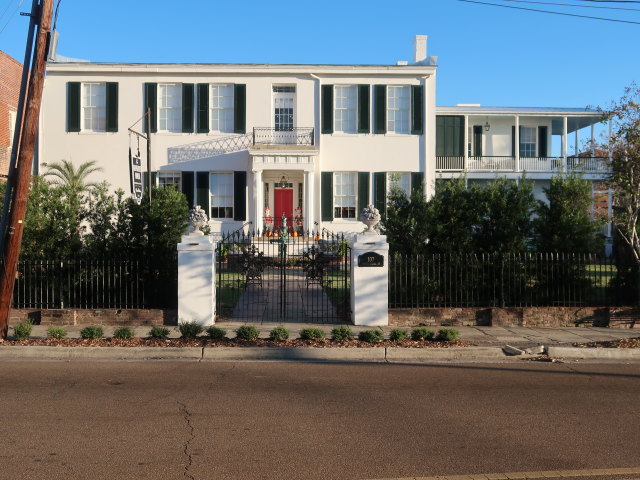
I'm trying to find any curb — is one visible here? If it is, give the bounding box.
[547,346,640,360]
[202,347,387,362]
[386,347,505,363]
[0,346,203,361]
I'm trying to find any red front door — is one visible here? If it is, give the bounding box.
[274,189,293,232]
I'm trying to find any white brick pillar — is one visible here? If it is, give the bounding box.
[253,169,263,234]
[304,171,315,232]
[177,233,216,326]
[350,232,389,326]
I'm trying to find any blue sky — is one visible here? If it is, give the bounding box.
[0,0,637,109]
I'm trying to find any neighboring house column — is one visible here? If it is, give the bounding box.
[575,126,579,156]
[253,169,263,233]
[515,115,520,172]
[608,120,613,163]
[591,124,596,158]
[562,115,568,171]
[463,115,469,171]
[304,170,315,232]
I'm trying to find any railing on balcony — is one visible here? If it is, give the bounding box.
[435,156,610,174]
[253,127,314,146]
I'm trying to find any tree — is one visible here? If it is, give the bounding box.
[42,159,103,194]
[532,174,604,253]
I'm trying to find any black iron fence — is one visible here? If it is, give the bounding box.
[389,253,633,308]
[8,255,177,309]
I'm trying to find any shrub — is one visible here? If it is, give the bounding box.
[178,321,204,339]
[149,325,170,339]
[236,325,260,340]
[299,327,325,340]
[12,321,33,340]
[80,326,104,339]
[358,329,384,343]
[268,326,290,342]
[411,327,433,341]
[113,326,134,339]
[331,326,354,341]
[207,326,227,340]
[47,326,67,339]
[389,328,408,341]
[436,328,460,342]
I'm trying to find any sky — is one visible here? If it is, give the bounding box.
[0,0,638,110]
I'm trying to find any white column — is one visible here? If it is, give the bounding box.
[304,171,315,233]
[177,234,216,326]
[515,115,520,172]
[253,170,263,234]
[562,116,568,170]
[591,124,596,158]
[350,232,389,326]
[608,120,613,163]
[463,115,469,171]
[575,127,579,156]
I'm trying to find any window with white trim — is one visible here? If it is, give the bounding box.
[334,172,357,219]
[387,172,411,197]
[82,83,106,132]
[158,172,181,189]
[387,86,410,134]
[210,84,234,133]
[520,127,536,157]
[8,109,16,155]
[158,83,182,132]
[209,172,234,219]
[334,85,357,133]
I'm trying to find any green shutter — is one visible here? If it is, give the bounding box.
[436,116,445,157]
[512,126,516,157]
[197,83,209,133]
[182,171,195,207]
[538,126,548,157]
[196,172,209,212]
[321,172,333,222]
[473,125,483,157]
[373,85,386,134]
[374,172,387,216]
[410,85,424,135]
[233,171,247,221]
[411,172,424,195]
[151,172,157,187]
[105,82,118,132]
[143,172,148,192]
[357,85,370,134]
[144,83,157,133]
[233,84,246,134]
[321,85,333,134]
[67,82,80,132]
[358,172,370,216]
[182,84,194,133]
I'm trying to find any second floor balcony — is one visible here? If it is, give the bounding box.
[436,155,609,174]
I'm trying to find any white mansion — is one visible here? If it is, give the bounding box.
[38,36,610,241]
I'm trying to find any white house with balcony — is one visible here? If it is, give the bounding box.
[38,36,437,237]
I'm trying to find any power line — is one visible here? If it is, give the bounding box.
[458,0,640,23]
[502,0,640,10]
[572,1,640,4]
[0,0,16,23]
[0,0,24,36]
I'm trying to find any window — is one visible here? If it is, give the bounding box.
[210,84,234,133]
[387,86,410,134]
[209,172,234,219]
[8,109,16,154]
[520,127,536,157]
[334,86,357,133]
[158,172,181,189]
[387,172,411,197]
[334,172,357,219]
[82,83,106,131]
[158,84,181,132]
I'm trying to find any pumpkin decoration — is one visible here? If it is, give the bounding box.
[292,231,298,238]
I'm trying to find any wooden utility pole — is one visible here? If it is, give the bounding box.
[0,0,54,339]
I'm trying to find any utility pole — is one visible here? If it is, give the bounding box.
[0,0,54,339]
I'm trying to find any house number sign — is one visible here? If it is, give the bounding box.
[358,252,384,267]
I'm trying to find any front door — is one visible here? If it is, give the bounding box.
[274,188,293,232]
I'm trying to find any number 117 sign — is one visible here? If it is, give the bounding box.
[130,153,143,205]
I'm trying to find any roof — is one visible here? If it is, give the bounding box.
[436,106,600,116]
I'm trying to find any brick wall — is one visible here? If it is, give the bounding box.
[9,308,178,326]
[0,51,23,176]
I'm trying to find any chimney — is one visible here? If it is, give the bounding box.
[414,35,427,64]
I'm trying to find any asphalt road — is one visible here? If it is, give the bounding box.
[1,361,639,480]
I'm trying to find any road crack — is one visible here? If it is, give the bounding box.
[178,401,196,480]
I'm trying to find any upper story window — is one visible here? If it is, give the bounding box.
[210,172,234,219]
[387,86,410,134]
[334,172,357,219]
[334,86,357,133]
[520,127,536,158]
[158,172,181,189]
[82,83,106,132]
[210,84,234,133]
[8,109,17,154]
[158,84,182,132]
[387,172,411,197]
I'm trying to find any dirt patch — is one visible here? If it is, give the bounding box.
[573,337,640,349]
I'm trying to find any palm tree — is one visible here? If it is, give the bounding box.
[42,160,103,193]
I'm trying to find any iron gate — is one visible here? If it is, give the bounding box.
[216,227,351,323]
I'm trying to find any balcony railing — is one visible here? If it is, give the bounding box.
[253,127,314,146]
[436,156,609,174]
